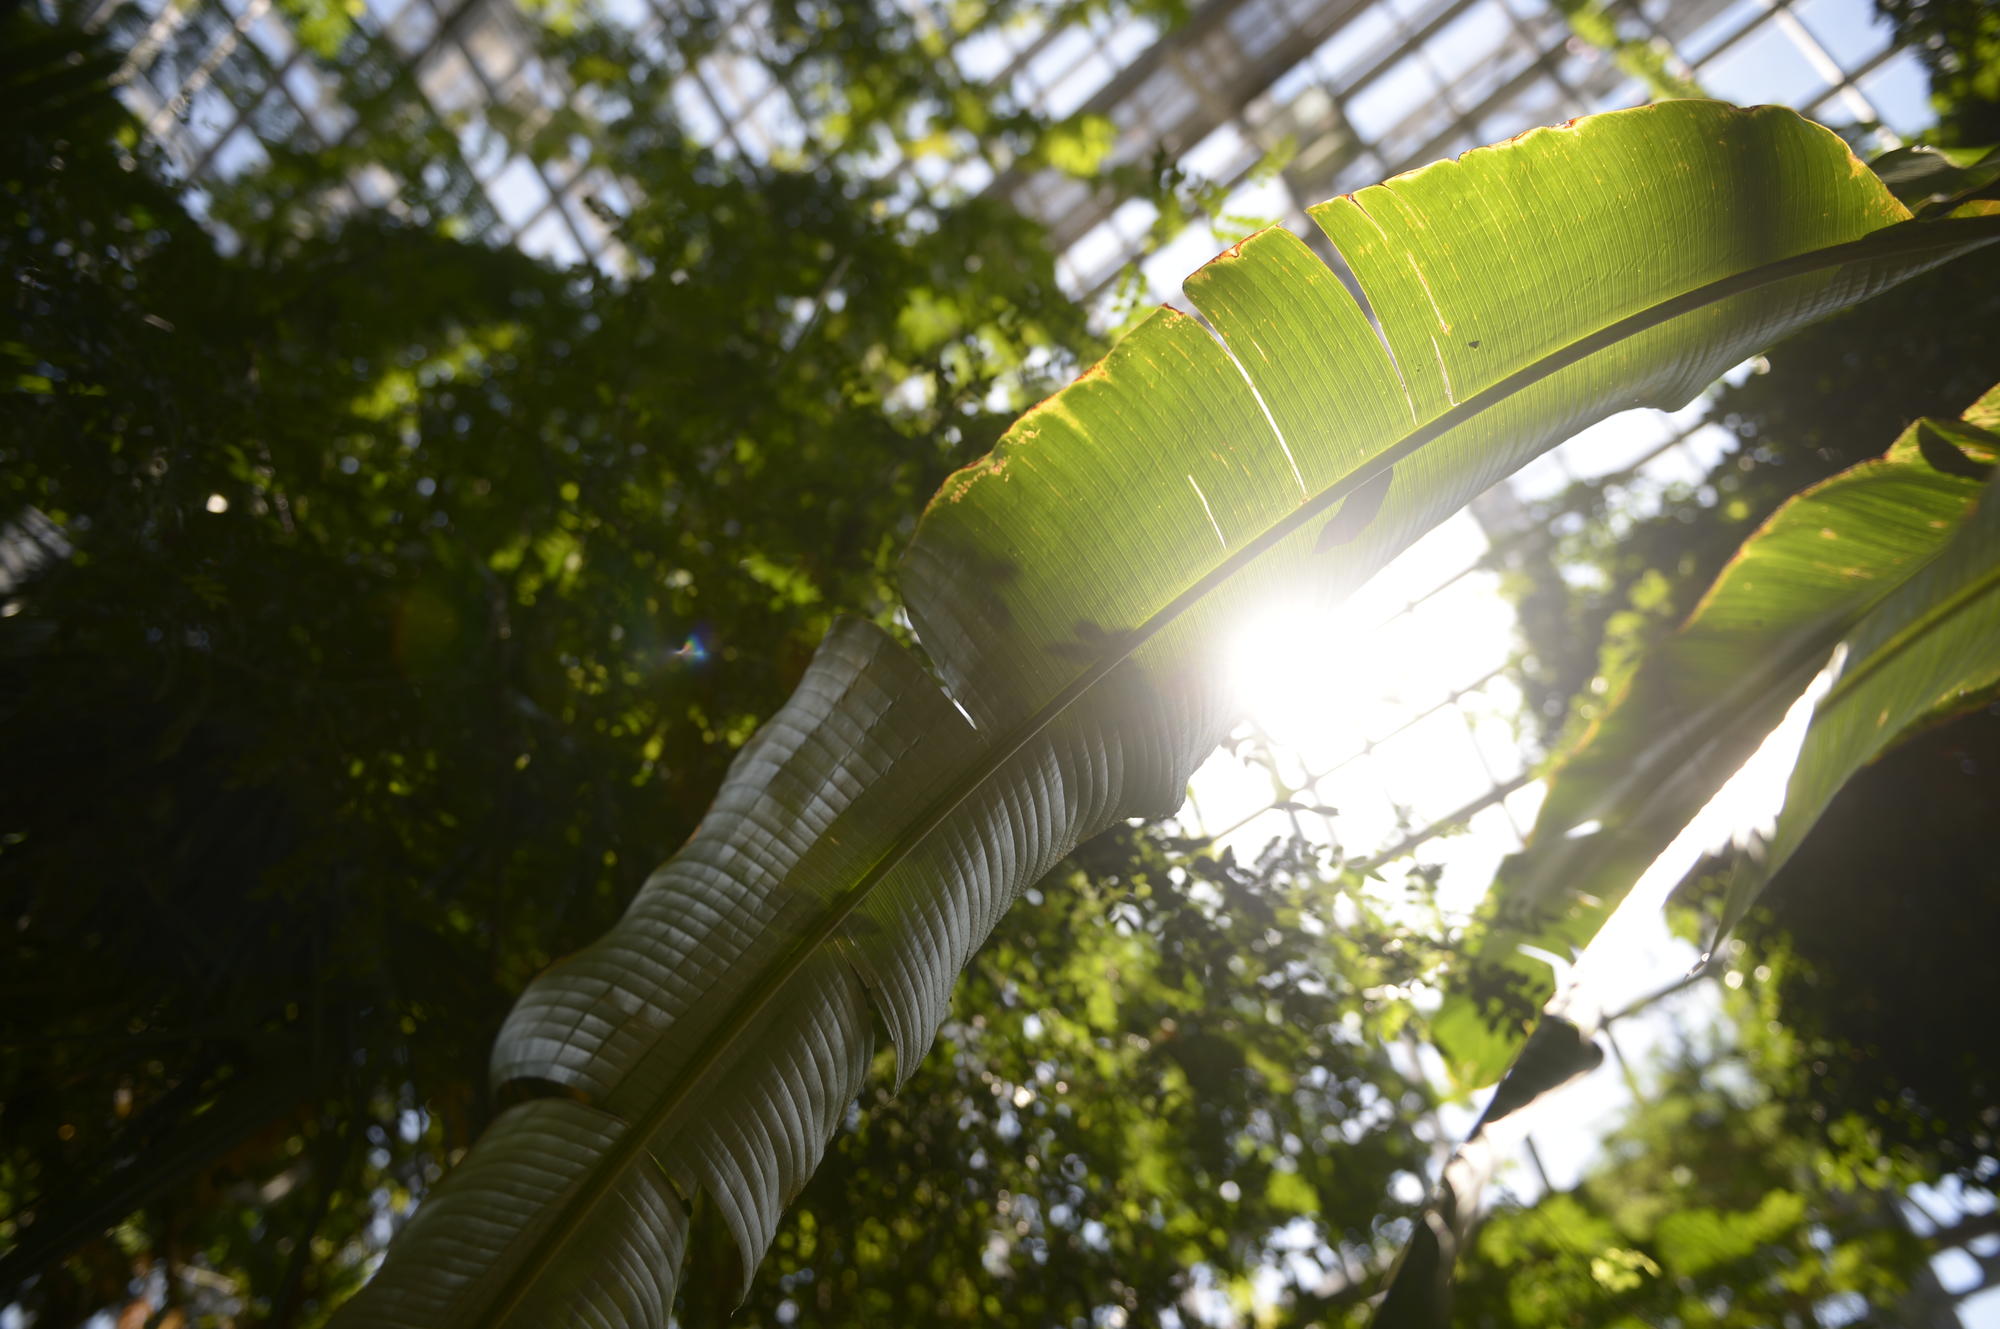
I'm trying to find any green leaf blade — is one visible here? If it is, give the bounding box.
[334,1099,687,1329]
[901,304,1294,740]
[1307,103,1906,427]
[1444,397,2000,1086]
[1724,465,2000,932]
[330,103,2000,1326]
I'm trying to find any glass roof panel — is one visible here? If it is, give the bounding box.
[106,0,1942,884]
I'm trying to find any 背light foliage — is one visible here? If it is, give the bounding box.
[333,103,2000,1326]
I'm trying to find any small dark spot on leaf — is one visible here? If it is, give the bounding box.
[1467,340,1481,349]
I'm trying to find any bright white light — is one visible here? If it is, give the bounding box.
[1193,521,1521,873]
[205,493,229,514]
[1225,595,1377,760]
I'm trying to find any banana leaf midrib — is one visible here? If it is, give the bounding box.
[470,211,2000,1326]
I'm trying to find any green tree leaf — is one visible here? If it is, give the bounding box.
[331,103,2000,1326]
[1718,418,2000,933]
[1442,389,2000,1086]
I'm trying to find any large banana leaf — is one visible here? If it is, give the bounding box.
[1387,390,2000,1323]
[1435,389,2000,1085]
[1717,416,2000,934]
[331,103,2000,1327]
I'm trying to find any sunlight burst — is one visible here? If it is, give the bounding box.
[1225,596,1378,759]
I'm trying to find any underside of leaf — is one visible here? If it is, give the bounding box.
[332,103,2000,1328]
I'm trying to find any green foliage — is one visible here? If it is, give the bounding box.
[1445,388,2000,1084]
[0,3,1098,1320]
[1714,412,2000,935]
[10,0,2000,1323]
[331,100,2000,1325]
[1878,0,2000,144]
[1457,1029,1944,1328]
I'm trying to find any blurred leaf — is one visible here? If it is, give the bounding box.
[1446,389,2000,1085]
[1719,425,2000,933]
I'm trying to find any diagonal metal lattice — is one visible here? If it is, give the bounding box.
[96,0,1937,880]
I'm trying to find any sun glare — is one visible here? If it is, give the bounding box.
[1225,597,1380,759]
[1195,515,1524,884]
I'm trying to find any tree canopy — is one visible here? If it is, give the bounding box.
[3,0,1105,1317]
